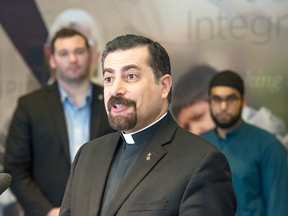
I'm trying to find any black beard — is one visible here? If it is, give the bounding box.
[107,96,137,131]
[211,107,242,129]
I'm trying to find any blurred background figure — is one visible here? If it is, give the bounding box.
[172,65,288,151]
[44,8,103,85]
[4,28,113,216]
[0,7,107,216]
[171,65,217,135]
[200,70,288,216]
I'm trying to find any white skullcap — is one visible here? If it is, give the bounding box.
[47,9,101,51]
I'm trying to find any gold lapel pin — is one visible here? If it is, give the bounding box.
[146,152,152,160]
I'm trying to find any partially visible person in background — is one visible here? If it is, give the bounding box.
[1,8,107,216]
[4,28,113,216]
[171,65,216,135]
[172,65,288,151]
[200,70,288,216]
[44,8,103,85]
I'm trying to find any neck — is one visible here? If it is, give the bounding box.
[58,79,91,107]
[216,119,242,138]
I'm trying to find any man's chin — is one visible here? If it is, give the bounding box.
[214,118,240,129]
[108,113,137,131]
[216,122,233,129]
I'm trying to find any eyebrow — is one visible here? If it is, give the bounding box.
[122,64,141,72]
[212,94,238,98]
[56,47,86,53]
[103,68,114,75]
[103,64,141,75]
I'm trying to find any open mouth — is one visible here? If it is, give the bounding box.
[108,96,136,112]
[114,104,123,109]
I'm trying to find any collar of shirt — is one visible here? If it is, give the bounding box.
[58,82,93,109]
[121,112,167,144]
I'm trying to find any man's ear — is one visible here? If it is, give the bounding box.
[160,74,172,99]
[43,43,51,59]
[242,94,247,107]
[49,55,56,69]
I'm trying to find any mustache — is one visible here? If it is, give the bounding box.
[107,96,136,111]
[218,111,228,115]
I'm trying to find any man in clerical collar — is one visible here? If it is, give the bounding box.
[59,34,237,216]
[200,70,288,216]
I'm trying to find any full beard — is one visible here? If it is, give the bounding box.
[107,96,137,131]
[211,107,242,129]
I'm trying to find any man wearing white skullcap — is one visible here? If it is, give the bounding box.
[44,9,103,84]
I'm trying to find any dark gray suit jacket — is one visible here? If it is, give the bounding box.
[60,113,236,216]
[4,82,114,216]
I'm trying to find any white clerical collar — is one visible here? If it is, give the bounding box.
[122,112,167,144]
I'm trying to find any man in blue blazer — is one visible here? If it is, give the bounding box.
[4,28,114,216]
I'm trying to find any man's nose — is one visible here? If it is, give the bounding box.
[111,78,126,97]
[69,53,77,62]
[220,100,227,110]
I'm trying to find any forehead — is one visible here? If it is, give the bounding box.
[54,35,86,51]
[180,100,209,116]
[104,46,149,69]
[210,86,241,97]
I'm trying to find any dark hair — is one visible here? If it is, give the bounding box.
[171,65,217,119]
[209,70,245,96]
[50,28,89,54]
[101,34,172,103]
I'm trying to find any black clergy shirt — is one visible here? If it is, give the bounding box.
[100,113,167,215]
